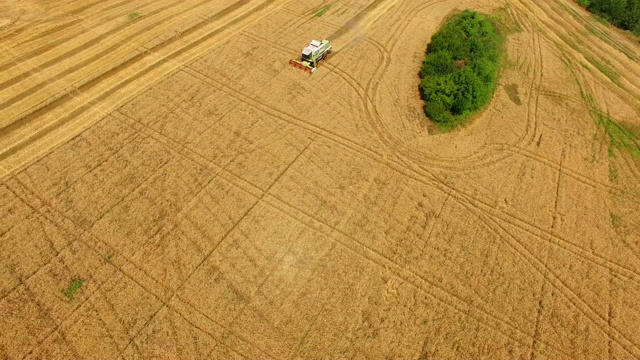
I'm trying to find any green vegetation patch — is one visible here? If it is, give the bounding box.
[63,279,84,300]
[128,12,143,21]
[579,89,640,156]
[601,117,640,154]
[491,4,523,34]
[584,55,620,83]
[610,212,622,227]
[315,4,332,17]
[575,0,640,36]
[561,2,638,61]
[419,10,504,130]
[609,162,620,181]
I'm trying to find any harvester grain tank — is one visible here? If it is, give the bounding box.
[289,39,332,74]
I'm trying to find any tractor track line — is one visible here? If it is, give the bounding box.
[0,0,290,169]
[469,204,640,358]
[4,176,263,360]
[5,0,135,47]
[0,0,244,111]
[347,1,542,179]
[183,65,640,283]
[0,0,96,42]
[117,44,640,354]
[260,193,565,358]
[514,0,640,108]
[392,156,640,284]
[386,147,640,355]
[363,13,639,205]
[375,142,640,286]
[0,0,161,72]
[10,161,222,358]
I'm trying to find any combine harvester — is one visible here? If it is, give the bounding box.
[289,39,332,74]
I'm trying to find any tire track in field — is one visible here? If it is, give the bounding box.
[4,0,633,356]
[290,0,429,163]
[368,116,640,288]
[0,186,76,302]
[161,139,318,360]
[7,166,225,358]
[44,130,141,201]
[565,54,640,186]
[282,0,400,117]
[5,160,269,360]
[528,147,560,359]
[0,0,239,113]
[98,145,277,359]
[183,66,384,163]
[383,152,640,355]
[259,191,566,358]
[114,109,264,199]
[171,296,275,359]
[389,150,640,285]
[394,141,638,205]
[182,63,640,284]
[0,0,293,174]
[553,40,640,189]
[96,113,249,250]
[190,7,410,160]
[1,179,121,360]
[357,0,469,149]
[514,0,640,108]
[2,0,134,46]
[199,1,404,159]
[238,29,372,112]
[86,280,139,359]
[504,144,640,203]
[382,144,640,356]
[81,16,640,348]
[546,0,640,75]
[465,200,640,358]
[327,0,530,176]
[620,152,640,183]
[358,1,640,209]
[189,4,637,336]
[379,2,542,172]
[0,0,157,71]
[537,52,640,197]
[475,188,640,284]
[551,0,639,63]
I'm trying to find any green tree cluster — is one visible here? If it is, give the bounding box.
[577,0,640,35]
[419,11,503,128]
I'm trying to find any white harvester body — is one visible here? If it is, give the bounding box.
[289,39,332,74]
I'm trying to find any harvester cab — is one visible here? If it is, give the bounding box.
[289,39,332,74]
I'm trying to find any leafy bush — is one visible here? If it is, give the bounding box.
[576,0,640,35]
[419,10,503,129]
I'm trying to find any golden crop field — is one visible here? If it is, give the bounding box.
[1,0,639,358]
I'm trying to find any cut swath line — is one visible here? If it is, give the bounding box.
[0,0,292,175]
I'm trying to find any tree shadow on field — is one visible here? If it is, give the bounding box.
[504,84,522,105]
